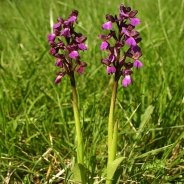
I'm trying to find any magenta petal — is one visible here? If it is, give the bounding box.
[100,41,109,50]
[76,66,84,74]
[67,16,77,23]
[69,51,79,58]
[106,66,116,74]
[47,34,56,42]
[130,18,141,26]
[78,43,87,50]
[125,37,136,47]
[50,48,57,55]
[64,16,77,25]
[133,60,143,69]
[53,22,61,31]
[60,28,71,37]
[102,21,113,30]
[55,59,63,68]
[54,75,62,84]
[122,28,130,36]
[122,75,132,87]
[119,12,129,18]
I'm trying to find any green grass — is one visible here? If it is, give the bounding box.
[0,0,184,183]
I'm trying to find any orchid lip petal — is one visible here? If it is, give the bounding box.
[64,16,77,25]
[133,60,143,69]
[47,34,56,42]
[53,22,61,31]
[106,66,116,74]
[130,18,141,26]
[60,28,71,37]
[102,21,113,30]
[125,37,136,47]
[49,48,57,55]
[100,41,109,50]
[76,66,84,74]
[55,58,63,68]
[78,43,87,50]
[122,75,132,87]
[54,75,62,84]
[69,51,79,58]
[68,16,77,22]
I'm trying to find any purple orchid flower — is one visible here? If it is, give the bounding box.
[47,10,87,84]
[102,21,113,30]
[106,66,116,74]
[122,75,132,87]
[99,4,143,87]
[100,41,109,50]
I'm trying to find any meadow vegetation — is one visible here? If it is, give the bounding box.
[0,0,184,183]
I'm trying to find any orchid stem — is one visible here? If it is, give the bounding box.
[70,72,84,164]
[106,74,119,184]
[107,75,119,165]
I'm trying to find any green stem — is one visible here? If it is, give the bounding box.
[110,121,118,163]
[106,75,119,184]
[70,72,84,164]
[107,76,119,166]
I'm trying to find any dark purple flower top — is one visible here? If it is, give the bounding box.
[99,4,143,87]
[47,10,87,84]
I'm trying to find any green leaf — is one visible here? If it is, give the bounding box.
[135,105,154,139]
[73,163,87,184]
[106,157,125,184]
[135,144,173,159]
[140,105,154,129]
